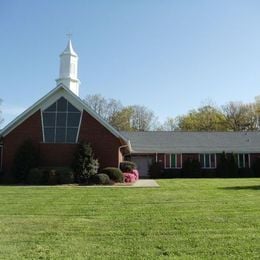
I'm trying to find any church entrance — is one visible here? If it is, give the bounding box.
[131,156,153,178]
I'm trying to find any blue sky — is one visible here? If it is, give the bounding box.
[1,0,260,127]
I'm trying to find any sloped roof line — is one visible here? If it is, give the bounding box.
[120,131,260,154]
[0,84,130,146]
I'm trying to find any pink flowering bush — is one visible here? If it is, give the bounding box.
[123,169,139,183]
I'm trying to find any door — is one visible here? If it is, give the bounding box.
[132,156,153,178]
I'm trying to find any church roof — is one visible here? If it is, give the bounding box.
[121,131,260,154]
[0,84,130,146]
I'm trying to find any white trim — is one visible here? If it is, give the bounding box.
[199,153,216,169]
[0,84,130,147]
[76,110,83,143]
[164,153,182,169]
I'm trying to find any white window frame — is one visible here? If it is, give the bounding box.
[199,153,217,169]
[164,153,182,169]
[237,154,250,168]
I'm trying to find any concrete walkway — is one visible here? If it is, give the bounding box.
[131,179,159,187]
[11,179,160,188]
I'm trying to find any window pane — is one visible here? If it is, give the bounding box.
[66,128,78,143]
[68,102,80,112]
[205,154,210,168]
[43,113,56,126]
[45,103,56,112]
[171,154,176,168]
[57,97,67,111]
[44,128,55,143]
[238,154,244,168]
[67,112,81,127]
[56,128,66,143]
[56,112,67,127]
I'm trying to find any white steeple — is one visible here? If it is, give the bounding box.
[56,39,80,96]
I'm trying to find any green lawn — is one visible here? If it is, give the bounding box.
[0,179,259,259]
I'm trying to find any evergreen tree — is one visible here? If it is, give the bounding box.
[12,139,39,183]
[72,142,99,183]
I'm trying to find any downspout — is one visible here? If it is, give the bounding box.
[118,141,132,168]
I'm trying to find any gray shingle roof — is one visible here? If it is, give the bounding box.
[120,131,260,154]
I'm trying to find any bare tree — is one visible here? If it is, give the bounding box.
[222,102,258,131]
[129,105,156,131]
[159,117,177,131]
[84,94,123,123]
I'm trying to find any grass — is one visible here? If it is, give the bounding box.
[0,179,259,259]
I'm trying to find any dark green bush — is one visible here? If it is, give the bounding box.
[252,158,260,177]
[58,167,75,184]
[91,173,111,185]
[149,162,163,178]
[26,168,44,185]
[101,167,123,182]
[237,168,254,178]
[181,158,201,177]
[217,152,238,177]
[72,142,99,183]
[12,139,39,183]
[43,168,59,185]
[119,161,136,172]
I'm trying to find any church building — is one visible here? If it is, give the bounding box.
[1,40,260,179]
[0,40,131,181]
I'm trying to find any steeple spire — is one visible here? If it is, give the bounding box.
[56,38,80,96]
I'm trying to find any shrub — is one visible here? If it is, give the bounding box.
[91,173,111,185]
[26,168,44,185]
[252,158,260,177]
[182,158,201,177]
[217,152,238,177]
[149,162,163,178]
[12,139,39,183]
[102,167,123,182]
[44,168,59,185]
[58,167,75,184]
[72,142,99,183]
[120,161,136,172]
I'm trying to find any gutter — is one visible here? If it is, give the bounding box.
[118,141,132,168]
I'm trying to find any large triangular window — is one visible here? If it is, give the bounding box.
[42,97,81,143]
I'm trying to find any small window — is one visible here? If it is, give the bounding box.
[237,154,250,168]
[200,154,216,168]
[165,153,182,168]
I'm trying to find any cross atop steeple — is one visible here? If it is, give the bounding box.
[66,33,72,40]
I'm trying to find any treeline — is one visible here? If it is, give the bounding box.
[85,94,260,131]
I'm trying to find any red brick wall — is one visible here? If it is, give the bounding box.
[79,111,122,169]
[3,110,43,175]
[2,109,123,176]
